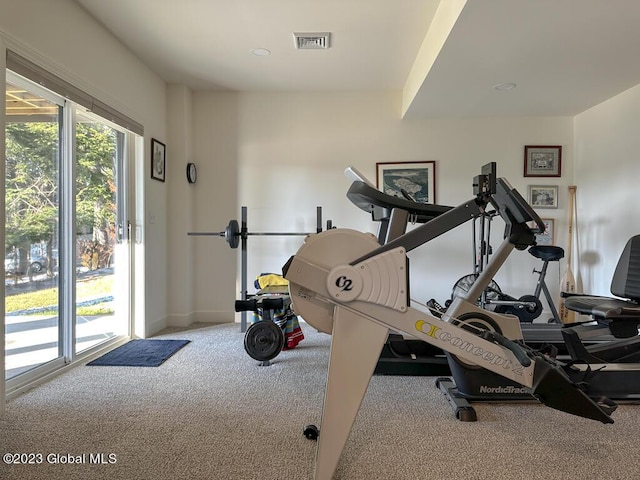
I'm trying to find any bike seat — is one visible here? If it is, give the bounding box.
[529,245,564,262]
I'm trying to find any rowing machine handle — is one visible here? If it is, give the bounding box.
[482,330,532,367]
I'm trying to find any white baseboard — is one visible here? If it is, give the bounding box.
[164,311,232,329]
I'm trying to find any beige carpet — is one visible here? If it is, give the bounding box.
[1,322,639,480]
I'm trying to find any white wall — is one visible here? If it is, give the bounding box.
[574,84,640,295]
[189,93,239,323]
[188,90,576,320]
[0,0,167,338]
[166,85,195,327]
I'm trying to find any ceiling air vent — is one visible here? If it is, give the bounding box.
[293,32,331,50]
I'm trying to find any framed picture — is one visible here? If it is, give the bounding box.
[534,218,555,246]
[524,145,562,177]
[151,138,166,182]
[376,161,436,204]
[528,185,558,209]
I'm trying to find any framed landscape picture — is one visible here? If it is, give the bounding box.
[528,185,558,209]
[524,145,561,177]
[376,161,436,204]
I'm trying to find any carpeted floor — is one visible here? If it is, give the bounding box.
[1,322,639,480]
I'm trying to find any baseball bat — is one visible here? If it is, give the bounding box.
[559,185,577,324]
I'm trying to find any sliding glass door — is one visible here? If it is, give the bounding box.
[4,77,62,379]
[5,70,133,386]
[74,110,130,353]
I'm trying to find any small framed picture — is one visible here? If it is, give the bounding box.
[535,218,555,245]
[376,161,436,204]
[151,138,166,182]
[528,185,558,209]
[524,145,561,177]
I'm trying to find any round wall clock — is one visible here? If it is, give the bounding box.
[186,162,197,184]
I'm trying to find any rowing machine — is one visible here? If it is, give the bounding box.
[283,163,615,480]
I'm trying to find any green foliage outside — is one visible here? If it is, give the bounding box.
[5,118,118,274]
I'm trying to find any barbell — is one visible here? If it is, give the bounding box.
[188,206,330,332]
[188,218,333,249]
[186,219,242,248]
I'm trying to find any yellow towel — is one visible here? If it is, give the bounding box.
[255,273,288,289]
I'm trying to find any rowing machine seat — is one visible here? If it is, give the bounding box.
[564,235,640,338]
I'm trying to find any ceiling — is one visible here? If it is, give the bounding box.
[74,0,640,119]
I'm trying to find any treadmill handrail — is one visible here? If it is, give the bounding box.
[344,166,376,188]
[346,181,452,223]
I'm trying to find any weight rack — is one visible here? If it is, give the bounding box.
[189,206,327,331]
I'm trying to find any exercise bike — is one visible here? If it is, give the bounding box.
[447,209,563,324]
[285,162,615,480]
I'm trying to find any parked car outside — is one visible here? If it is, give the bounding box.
[5,254,56,276]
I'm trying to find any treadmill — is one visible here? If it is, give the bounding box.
[344,167,451,375]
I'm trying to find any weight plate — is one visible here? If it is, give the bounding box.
[225,220,240,249]
[514,294,543,323]
[244,321,285,361]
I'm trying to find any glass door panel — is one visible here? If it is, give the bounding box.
[74,110,129,353]
[5,69,134,392]
[5,80,62,379]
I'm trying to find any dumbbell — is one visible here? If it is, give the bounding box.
[234,297,284,312]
